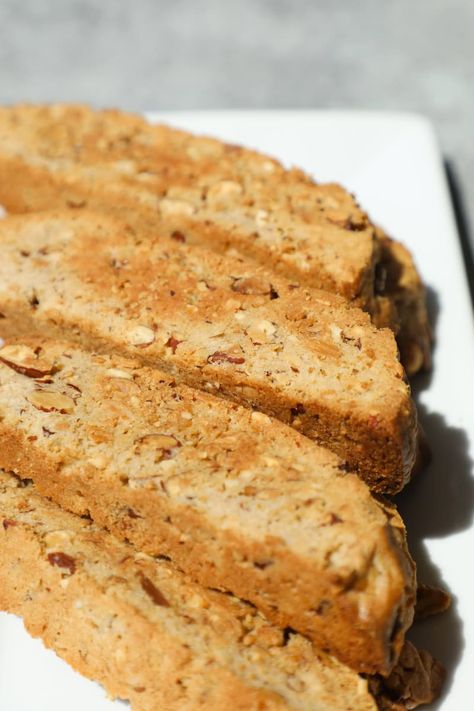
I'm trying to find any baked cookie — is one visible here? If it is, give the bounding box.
[0,103,430,374]
[0,211,417,493]
[0,337,415,673]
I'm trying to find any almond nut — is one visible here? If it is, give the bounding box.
[27,390,75,414]
[134,433,181,465]
[87,454,110,469]
[44,530,73,549]
[231,276,277,298]
[247,319,277,343]
[127,326,155,347]
[207,351,245,365]
[250,411,271,425]
[113,159,136,175]
[255,209,269,226]
[165,336,182,354]
[261,160,276,174]
[105,367,133,380]
[139,574,170,607]
[160,198,195,217]
[47,551,76,575]
[310,338,340,359]
[135,433,180,450]
[0,344,56,378]
[207,180,243,205]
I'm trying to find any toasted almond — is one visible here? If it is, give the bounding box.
[27,390,75,414]
[105,367,133,380]
[325,208,351,228]
[247,319,277,343]
[207,180,243,204]
[250,411,271,425]
[261,160,276,174]
[159,198,195,217]
[135,433,180,450]
[0,344,56,378]
[113,159,136,175]
[87,454,110,469]
[255,209,269,226]
[311,339,340,359]
[44,530,73,549]
[231,276,273,296]
[187,593,209,609]
[127,325,155,347]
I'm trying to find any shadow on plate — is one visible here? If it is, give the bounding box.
[412,285,439,393]
[444,160,474,309]
[398,168,474,700]
[397,396,474,703]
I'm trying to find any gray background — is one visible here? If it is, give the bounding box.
[1,0,473,247]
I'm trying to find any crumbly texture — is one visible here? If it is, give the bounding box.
[0,210,417,493]
[0,102,430,374]
[369,641,445,710]
[0,337,415,674]
[0,472,442,711]
[0,471,381,711]
[414,585,451,622]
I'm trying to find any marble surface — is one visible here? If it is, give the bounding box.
[0,0,473,256]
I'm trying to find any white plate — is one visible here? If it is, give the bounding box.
[0,111,473,710]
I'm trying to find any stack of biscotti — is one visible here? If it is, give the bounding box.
[0,107,443,709]
[0,103,430,375]
[0,210,417,493]
[0,340,442,709]
[0,338,416,674]
[0,472,443,711]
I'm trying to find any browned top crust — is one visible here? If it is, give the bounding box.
[0,210,417,493]
[0,103,431,374]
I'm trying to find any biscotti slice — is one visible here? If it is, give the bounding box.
[0,337,415,674]
[0,102,430,374]
[0,210,417,493]
[0,472,443,711]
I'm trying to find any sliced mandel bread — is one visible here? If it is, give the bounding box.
[0,337,415,674]
[0,102,430,375]
[0,210,417,493]
[0,472,444,711]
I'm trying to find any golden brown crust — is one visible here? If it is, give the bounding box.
[0,102,430,374]
[0,210,417,493]
[0,471,382,711]
[0,337,415,674]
